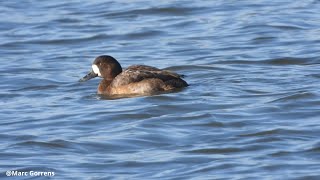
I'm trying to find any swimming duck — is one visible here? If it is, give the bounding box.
[79,55,188,95]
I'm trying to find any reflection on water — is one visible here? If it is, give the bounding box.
[1,0,320,179]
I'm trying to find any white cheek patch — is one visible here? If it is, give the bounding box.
[92,64,101,76]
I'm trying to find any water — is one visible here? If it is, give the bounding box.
[1,0,320,179]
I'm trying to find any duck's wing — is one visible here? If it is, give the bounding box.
[127,65,185,78]
[126,65,161,71]
[111,65,186,87]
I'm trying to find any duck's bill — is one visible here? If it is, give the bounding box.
[79,70,98,82]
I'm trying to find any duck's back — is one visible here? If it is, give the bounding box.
[108,65,188,95]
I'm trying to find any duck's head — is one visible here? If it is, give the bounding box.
[79,55,122,82]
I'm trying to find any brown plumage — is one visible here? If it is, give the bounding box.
[79,55,188,96]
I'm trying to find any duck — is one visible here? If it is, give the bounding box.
[79,55,188,96]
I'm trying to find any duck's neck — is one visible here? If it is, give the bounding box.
[97,79,113,94]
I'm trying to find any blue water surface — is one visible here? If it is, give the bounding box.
[1,0,320,179]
